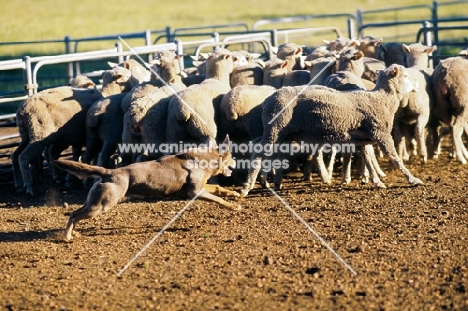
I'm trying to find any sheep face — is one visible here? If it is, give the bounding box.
[376,65,415,100]
[150,50,183,83]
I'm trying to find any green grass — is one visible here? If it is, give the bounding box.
[0,0,467,114]
[2,0,462,55]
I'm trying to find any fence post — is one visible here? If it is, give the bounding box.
[432,1,439,48]
[115,42,124,64]
[347,18,355,39]
[422,21,435,69]
[212,32,220,43]
[165,26,172,42]
[175,39,184,71]
[270,29,278,48]
[22,56,35,96]
[64,36,74,80]
[356,8,364,38]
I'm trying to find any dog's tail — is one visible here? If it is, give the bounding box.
[53,159,108,180]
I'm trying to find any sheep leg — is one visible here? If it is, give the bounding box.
[426,124,442,159]
[12,138,29,190]
[273,153,285,190]
[392,121,407,162]
[314,147,331,184]
[18,141,45,195]
[46,144,64,182]
[362,144,386,188]
[376,136,423,185]
[368,145,386,178]
[452,119,468,164]
[302,153,314,181]
[414,118,428,165]
[240,150,266,197]
[341,152,352,184]
[97,140,119,168]
[81,133,102,165]
[326,148,336,181]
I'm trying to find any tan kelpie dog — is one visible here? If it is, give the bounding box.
[54,135,240,241]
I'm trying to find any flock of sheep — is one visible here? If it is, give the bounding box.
[10,36,468,198]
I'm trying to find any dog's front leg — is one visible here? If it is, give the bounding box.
[204,184,240,198]
[194,189,241,211]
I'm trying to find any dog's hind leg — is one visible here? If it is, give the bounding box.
[204,184,240,198]
[64,180,126,241]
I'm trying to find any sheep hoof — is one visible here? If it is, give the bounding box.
[239,188,249,198]
[274,184,282,191]
[409,177,423,185]
[341,179,351,185]
[15,186,26,194]
[374,182,387,189]
[25,185,35,196]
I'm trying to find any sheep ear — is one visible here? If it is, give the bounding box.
[376,38,383,46]
[219,134,231,154]
[425,46,437,54]
[294,47,303,55]
[322,39,331,45]
[356,51,364,60]
[391,65,400,77]
[249,52,262,59]
[256,60,266,68]
[458,49,468,56]
[123,61,132,70]
[192,61,204,67]
[190,55,199,61]
[114,73,125,81]
[281,60,289,69]
[270,46,278,54]
[304,60,312,68]
[108,61,118,68]
[175,54,185,60]
[152,59,162,66]
[402,44,411,54]
[350,39,359,47]
[224,54,232,60]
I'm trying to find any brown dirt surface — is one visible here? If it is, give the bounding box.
[1,145,468,310]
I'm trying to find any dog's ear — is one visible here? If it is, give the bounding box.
[219,134,231,155]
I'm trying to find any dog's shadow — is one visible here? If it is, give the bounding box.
[0,226,190,243]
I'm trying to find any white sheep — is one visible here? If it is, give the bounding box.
[392,43,436,164]
[69,75,96,89]
[276,43,305,71]
[119,51,187,165]
[430,56,468,164]
[379,42,406,67]
[240,64,422,197]
[11,66,139,195]
[165,49,234,148]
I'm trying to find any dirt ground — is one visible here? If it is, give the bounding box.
[1,137,468,310]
